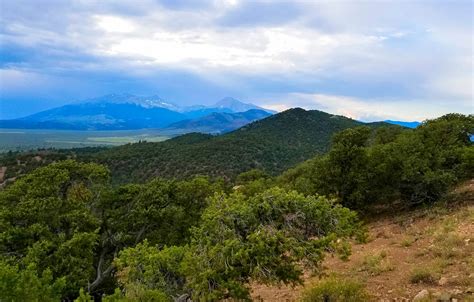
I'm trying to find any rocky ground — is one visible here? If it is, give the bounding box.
[251,180,474,302]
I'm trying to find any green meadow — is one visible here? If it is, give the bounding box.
[0,129,172,152]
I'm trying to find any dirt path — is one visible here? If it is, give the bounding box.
[0,166,6,182]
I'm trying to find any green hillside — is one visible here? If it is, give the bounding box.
[0,108,398,185]
[90,108,390,183]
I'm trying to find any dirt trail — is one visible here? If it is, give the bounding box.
[0,166,6,182]
[251,180,474,301]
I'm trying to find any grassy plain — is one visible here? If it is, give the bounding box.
[0,128,171,152]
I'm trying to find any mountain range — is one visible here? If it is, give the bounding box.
[166,109,272,134]
[0,94,275,132]
[384,120,421,128]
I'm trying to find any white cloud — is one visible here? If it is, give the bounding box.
[258,92,472,121]
[94,20,386,76]
[1,0,472,119]
[0,69,49,90]
[221,0,238,7]
[96,15,136,33]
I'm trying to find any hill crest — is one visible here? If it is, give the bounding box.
[91,107,392,183]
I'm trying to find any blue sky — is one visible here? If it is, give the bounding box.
[0,0,472,121]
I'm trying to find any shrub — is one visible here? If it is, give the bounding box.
[301,277,369,302]
[400,236,416,247]
[183,188,363,300]
[0,261,65,302]
[358,251,394,275]
[409,268,439,284]
[431,228,466,259]
[113,188,363,301]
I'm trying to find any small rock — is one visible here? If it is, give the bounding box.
[452,299,458,302]
[438,277,448,286]
[436,292,451,302]
[451,289,463,295]
[413,289,430,301]
[175,293,191,302]
[387,289,393,294]
[432,291,451,301]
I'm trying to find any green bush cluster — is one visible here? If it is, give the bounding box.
[280,114,473,208]
[409,268,439,284]
[301,277,370,302]
[1,161,361,301]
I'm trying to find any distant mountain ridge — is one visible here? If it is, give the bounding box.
[78,93,181,111]
[0,94,275,132]
[385,120,421,128]
[0,103,186,130]
[166,109,272,134]
[75,94,274,114]
[212,97,275,113]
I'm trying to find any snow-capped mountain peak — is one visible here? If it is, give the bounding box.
[78,93,181,111]
[213,97,272,113]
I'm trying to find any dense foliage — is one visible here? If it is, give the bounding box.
[106,189,361,301]
[91,109,388,183]
[0,161,224,300]
[0,113,471,301]
[280,113,473,208]
[0,163,361,301]
[0,147,106,186]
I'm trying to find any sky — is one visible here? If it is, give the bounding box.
[0,0,472,121]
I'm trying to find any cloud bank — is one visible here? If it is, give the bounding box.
[0,0,472,120]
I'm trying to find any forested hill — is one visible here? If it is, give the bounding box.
[89,108,392,183]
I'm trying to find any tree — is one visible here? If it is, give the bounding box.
[112,188,362,301]
[280,114,473,208]
[0,160,108,298]
[0,260,66,302]
[113,242,186,301]
[83,176,223,296]
[0,160,224,299]
[395,114,473,204]
[234,169,274,196]
[323,126,372,208]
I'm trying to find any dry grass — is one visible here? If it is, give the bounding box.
[400,236,416,247]
[409,267,440,284]
[301,276,370,302]
[357,251,394,276]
